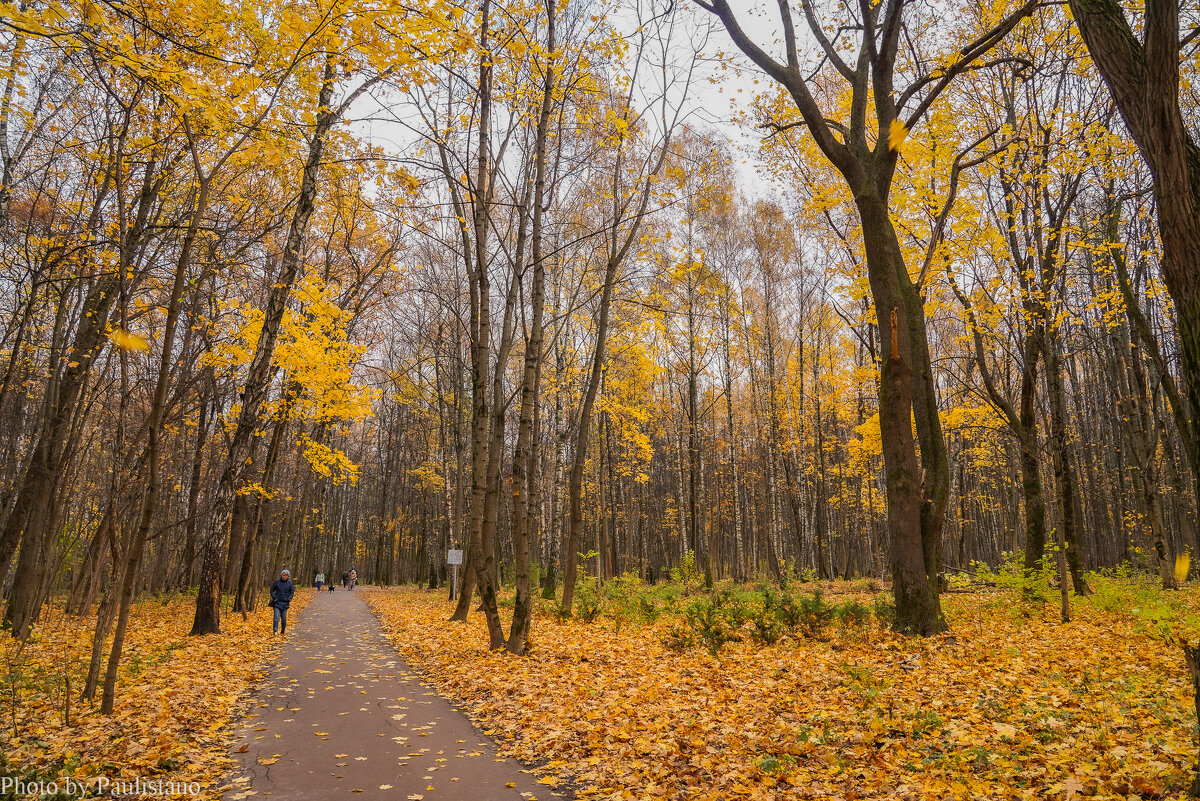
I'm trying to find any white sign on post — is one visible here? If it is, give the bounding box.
[447,549,463,601]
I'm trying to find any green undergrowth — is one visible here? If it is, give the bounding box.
[527,553,895,656]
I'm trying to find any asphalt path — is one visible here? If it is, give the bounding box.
[223,589,558,801]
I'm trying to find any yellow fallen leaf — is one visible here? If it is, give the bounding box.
[888,118,908,152]
[379,785,393,790]
[110,328,150,352]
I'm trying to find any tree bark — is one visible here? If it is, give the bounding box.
[507,0,556,655]
[453,0,506,650]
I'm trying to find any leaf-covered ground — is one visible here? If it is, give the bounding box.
[366,582,1200,801]
[2,591,312,797]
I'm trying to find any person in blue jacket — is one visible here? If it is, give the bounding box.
[269,569,295,635]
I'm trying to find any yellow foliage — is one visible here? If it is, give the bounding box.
[300,434,359,484]
[408,462,445,492]
[109,328,150,353]
[887,118,909,152]
[202,301,263,372]
[277,273,376,426]
[849,412,882,463]
[236,482,275,499]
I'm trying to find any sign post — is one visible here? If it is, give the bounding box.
[447,548,463,601]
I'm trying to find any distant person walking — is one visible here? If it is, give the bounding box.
[341,571,349,589]
[314,571,325,591]
[270,569,295,635]
[348,568,357,590]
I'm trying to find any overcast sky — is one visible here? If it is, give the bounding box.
[349,1,794,202]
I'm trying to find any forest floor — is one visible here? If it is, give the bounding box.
[1,589,314,797]
[365,576,1200,801]
[3,575,1197,800]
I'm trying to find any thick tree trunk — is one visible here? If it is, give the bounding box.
[1017,428,1048,574]
[1017,337,1049,574]
[858,194,947,636]
[454,0,506,650]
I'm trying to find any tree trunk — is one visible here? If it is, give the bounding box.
[191,58,352,636]
[454,0,506,651]
[858,194,947,635]
[1044,327,1090,595]
[506,0,555,656]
